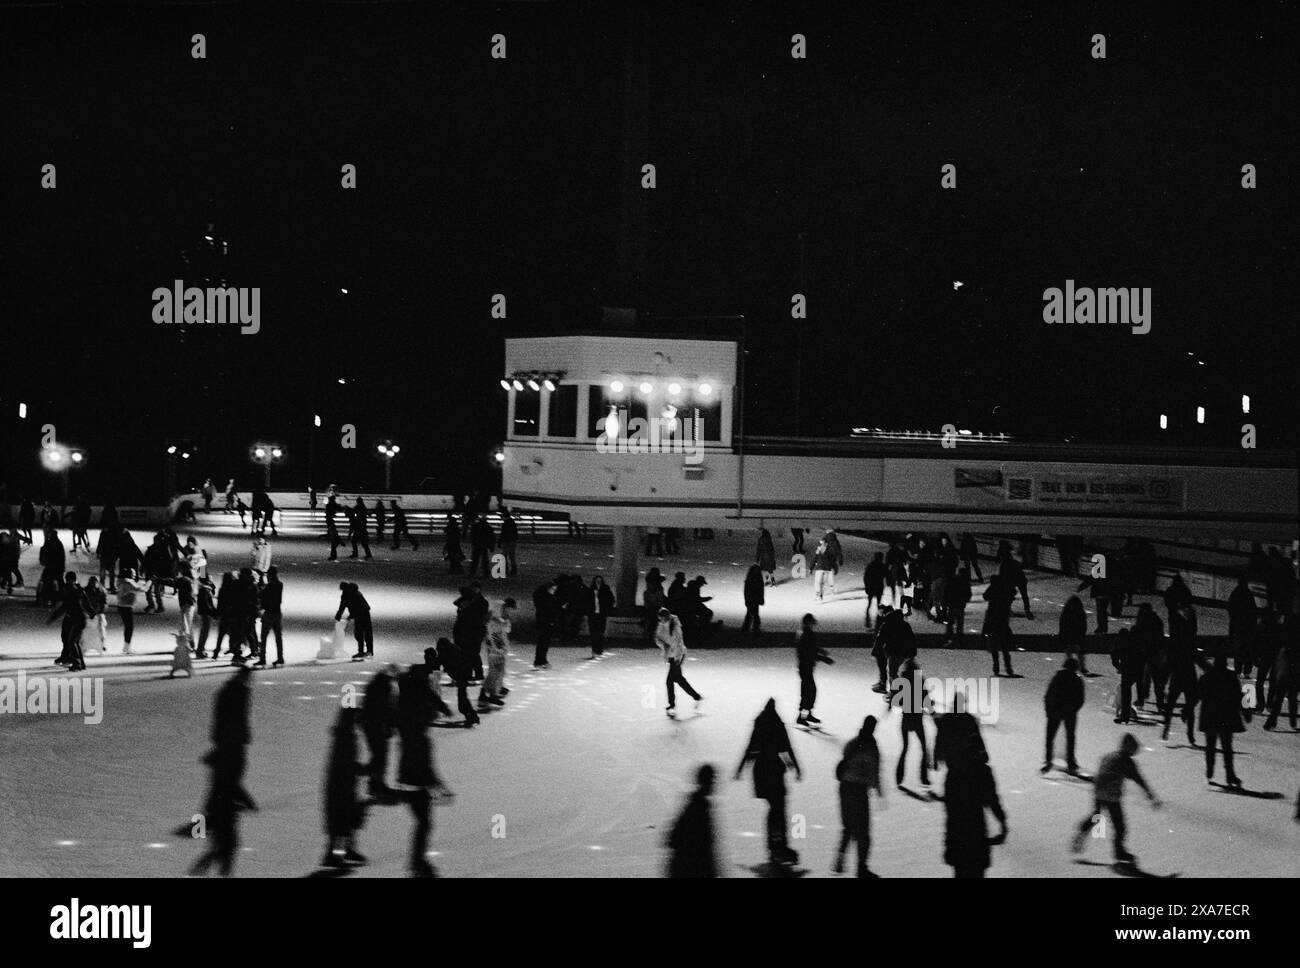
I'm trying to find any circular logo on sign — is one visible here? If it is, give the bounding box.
[1149,479,1170,499]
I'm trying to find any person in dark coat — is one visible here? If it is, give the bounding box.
[1042,657,1084,774]
[443,515,464,573]
[190,666,256,876]
[863,552,887,627]
[349,499,372,559]
[453,584,489,679]
[498,508,517,574]
[335,581,374,659]
[666,571,688,616]
[795,614,833,725]
[833,716,883,877]
[395,661,452,877]
[18,497,36,544]
[665,764,719,878]
[1161,603,1201,744]
[37,529,66,606]
[1058,594,1090,675]
[941,731,1008,878]
[1227,575,1258,675]
[389,500,418,551]
[48,572,92,671]
[892,655,931,788]
[1000,554,1033,619]
[734,699,802,867]
[1132,603,1166,709]
[944,565,973,645]
[437,637,480,727]
[1070,733,1160,864]
[321,706,369,868]
[742,565,764,637]
[1112,628,1147,723]
[1199,655,1244,787]
[756,529,777,586]
[585,576,615,657]
[468,515,495,578]
[531,578,559,668]
[373,500,386,540]
[1163,574,1192,621]
[981,574,1016,677]
[256,566,285,666]
[361,665,399,799]
[0,531,21,594]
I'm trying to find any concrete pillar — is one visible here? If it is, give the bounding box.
[612,525,641,611]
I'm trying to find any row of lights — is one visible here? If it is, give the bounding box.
[500,371,563,392]
[607,379,713,397]
[1159,396,1251,430]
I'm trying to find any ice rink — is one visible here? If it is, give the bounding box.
[1,516,1296,878]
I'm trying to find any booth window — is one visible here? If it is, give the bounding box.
[546,384,578,438]
[513,388,539,437]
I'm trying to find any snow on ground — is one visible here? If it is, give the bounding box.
[1,518,1296,877]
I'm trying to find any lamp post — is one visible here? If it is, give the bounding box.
[251,443,285,489]
[376,441,400,491]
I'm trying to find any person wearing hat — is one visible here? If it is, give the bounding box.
[684,575,713,644]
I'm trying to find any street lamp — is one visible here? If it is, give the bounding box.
[376,441,400,490]
[251,442,285,488]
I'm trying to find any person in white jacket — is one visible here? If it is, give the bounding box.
[250,536,272,582]
[479,598,516,707]
[656,607,702,714]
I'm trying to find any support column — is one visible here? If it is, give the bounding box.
[612,525,641,611]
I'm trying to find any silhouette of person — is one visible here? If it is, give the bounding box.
[665,764,719,878]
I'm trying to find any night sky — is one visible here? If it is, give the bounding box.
[1,1,1294,502]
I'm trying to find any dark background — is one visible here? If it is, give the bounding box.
[1,1,1294,502]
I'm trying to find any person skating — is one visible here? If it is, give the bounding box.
[437,637,480,727]
[395,660,454,877]
[372,500,386,541]
[468,515,495,578]
[190,666,256,876]
[982,573,1016,677]
[349,499,373,559]
[944,564,972,645]
[37,529,65,606]
[453,583,489,679]
[1042,657,1084,774]
[223,478,237,514]
[321,706,369,869]
[478,598,515,707]
[257,566,285,666]
[742,564,764,637]
[326,515,343,561]
[656,607,701,713]
[585,576,614,657]
[498,507,516,574]
[390,500,418,551]
[1199,655,1245,788]
[794,613,833,726]
[959,532,983,582]
[1071,733,1161,865]
[70,497,91,555]
[1112,628,1146,723]
[361,664,399,799]
[735,698,802,867]
[443,516,465,574]
[665,764,719,878]
[335,581,374,659]
[833,715,883,877]
[531,578,559,668]
[194,574,217,658]
[1263,594,1299,730]
[1227,574,1258,675]
[756,528,777,587]
[1161,602,1201,744]
[1058,594,1090,675]
[115,567,144,654]
[811,539,836,601]
[941,722,1008,878]
[863,552,887,627]
[892,654,932,788]
[48,572,92,671]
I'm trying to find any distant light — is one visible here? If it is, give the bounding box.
[638,381,653,395]
[511,379,524,391]
[17,402,26,419]
[338,378,346,385]
[527,378,540,391]
[1159,414,1168,430]
[254,447,266,459]
[698,383,713,397]
[609,380,624,393]
[1241,394,1250,415]
[70,452,84,464]
[543,379,556,391]
[377,445,386,454]
[391,445,400,455]
[667,382,682,396]
[204,235,213,241]
[1197,360,1205,366]
[604,407,619,439]
[491,448,506,465]
[340,288,348,294]
[180,452,190,460]
[1196,406,1205,425]
[953,281,963,290]
[167,445,178,455]
[48,451,63,464]
[271,447,282,459]
[314,414,322,428]
[500,379,512,391]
